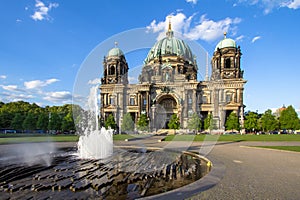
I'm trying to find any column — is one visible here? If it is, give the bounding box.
[146,91,149,116]
[138,93,141,117]
[184,92,188,118]
[192,90,196,113]
[151,105,156,131]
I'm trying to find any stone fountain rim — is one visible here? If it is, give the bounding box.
[114,145,225,200]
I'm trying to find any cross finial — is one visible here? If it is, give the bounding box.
[168,16,172,31]
[114,41,118,47]
[224,32,227,38]
[166,16,174,37]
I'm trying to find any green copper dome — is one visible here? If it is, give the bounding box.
[215,33,237,51]
[144,30,194,64]
[107,47,124,57]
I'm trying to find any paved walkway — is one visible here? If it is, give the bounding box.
[115,139,300,200]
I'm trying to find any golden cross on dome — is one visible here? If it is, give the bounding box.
[168,16,172,31]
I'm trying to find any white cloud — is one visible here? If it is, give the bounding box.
[1,92,34,102]
[236,0,300,14]
[24,78,59,89]
[281,0,300,9]
[43,91,72,103]
[236,35,245,41]
[251,36,261,43]
[1,85,19,92]
[88,78,101,85]
[128,76,137,83]
[147,12,241,42]
[45,78,59,85]
[24,80,43,89]
[186,0,198,4]
[0,75,7,79]
[31,0,59,21]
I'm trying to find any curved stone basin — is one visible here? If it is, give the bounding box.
[0,145,211,199]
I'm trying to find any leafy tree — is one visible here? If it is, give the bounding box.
[244,111,259,132]
[104,114,116,129]
[48,112,62,131]
[11,113,25,130]
[61,112,75,131]
[187,113,202,132]
[260,109,278,131]
[121,113,134,133]
[0,111,13,129]
[279,105,300,130]
[137,114,149,131]
[37,112,49,131]
[204,113,213,130]
[225,112,240,131]
[168,114,180,129]
[22,112,37,131]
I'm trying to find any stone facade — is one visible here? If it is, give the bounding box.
[100,27,246,132]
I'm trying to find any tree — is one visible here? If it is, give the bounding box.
[11,113,25,130]
[121,113,134,133]
[244,112,259,132]
[279,105,300,130]
[61,112,75,131]
[187,113,202,132]
[204,113,213,130]
[260,109,278,132]
[225,112,240,131]
[48,112,62,131]
[22,112,37,131]
[137,114,149,131]
[168,114,180,129]
[0,111,13,129]
[104,114,116,129]
[37,112,49,132]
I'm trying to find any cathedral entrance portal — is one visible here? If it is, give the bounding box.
[156,95,178,129]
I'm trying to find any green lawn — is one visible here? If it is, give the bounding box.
[0,135,79,144]
[0,133,135,144]
[1,133,300,144]
[165,134,300,142]
[255,146,300,152]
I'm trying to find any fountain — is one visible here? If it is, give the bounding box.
[0,85,212,199]
[77,85,113,159]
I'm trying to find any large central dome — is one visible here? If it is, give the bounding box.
[144,26,194,64]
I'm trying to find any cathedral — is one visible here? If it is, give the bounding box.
[99,21,246,132]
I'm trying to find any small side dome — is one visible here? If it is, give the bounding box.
[107,47,124,57]
[215,32,237,51]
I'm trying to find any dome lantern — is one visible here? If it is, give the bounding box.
[214,32,237,51]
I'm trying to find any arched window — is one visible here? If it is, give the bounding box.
[109,65,115,75]
[225,58,231,68]
[226,93,232,103]
[110,95,115,105]
[202,96,207,104]
[129,96,135,105]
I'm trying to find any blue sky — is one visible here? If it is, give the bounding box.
[0,0,300,113]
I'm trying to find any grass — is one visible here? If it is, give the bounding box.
[0,135,79,144]
[0,133,136,144]
[1,133,300,144]
[165,134,300,142]
[255,146,300,152]
[113,134,134,140]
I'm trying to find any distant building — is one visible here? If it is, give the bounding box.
[99,22,246,131]
[274,105,287,117]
